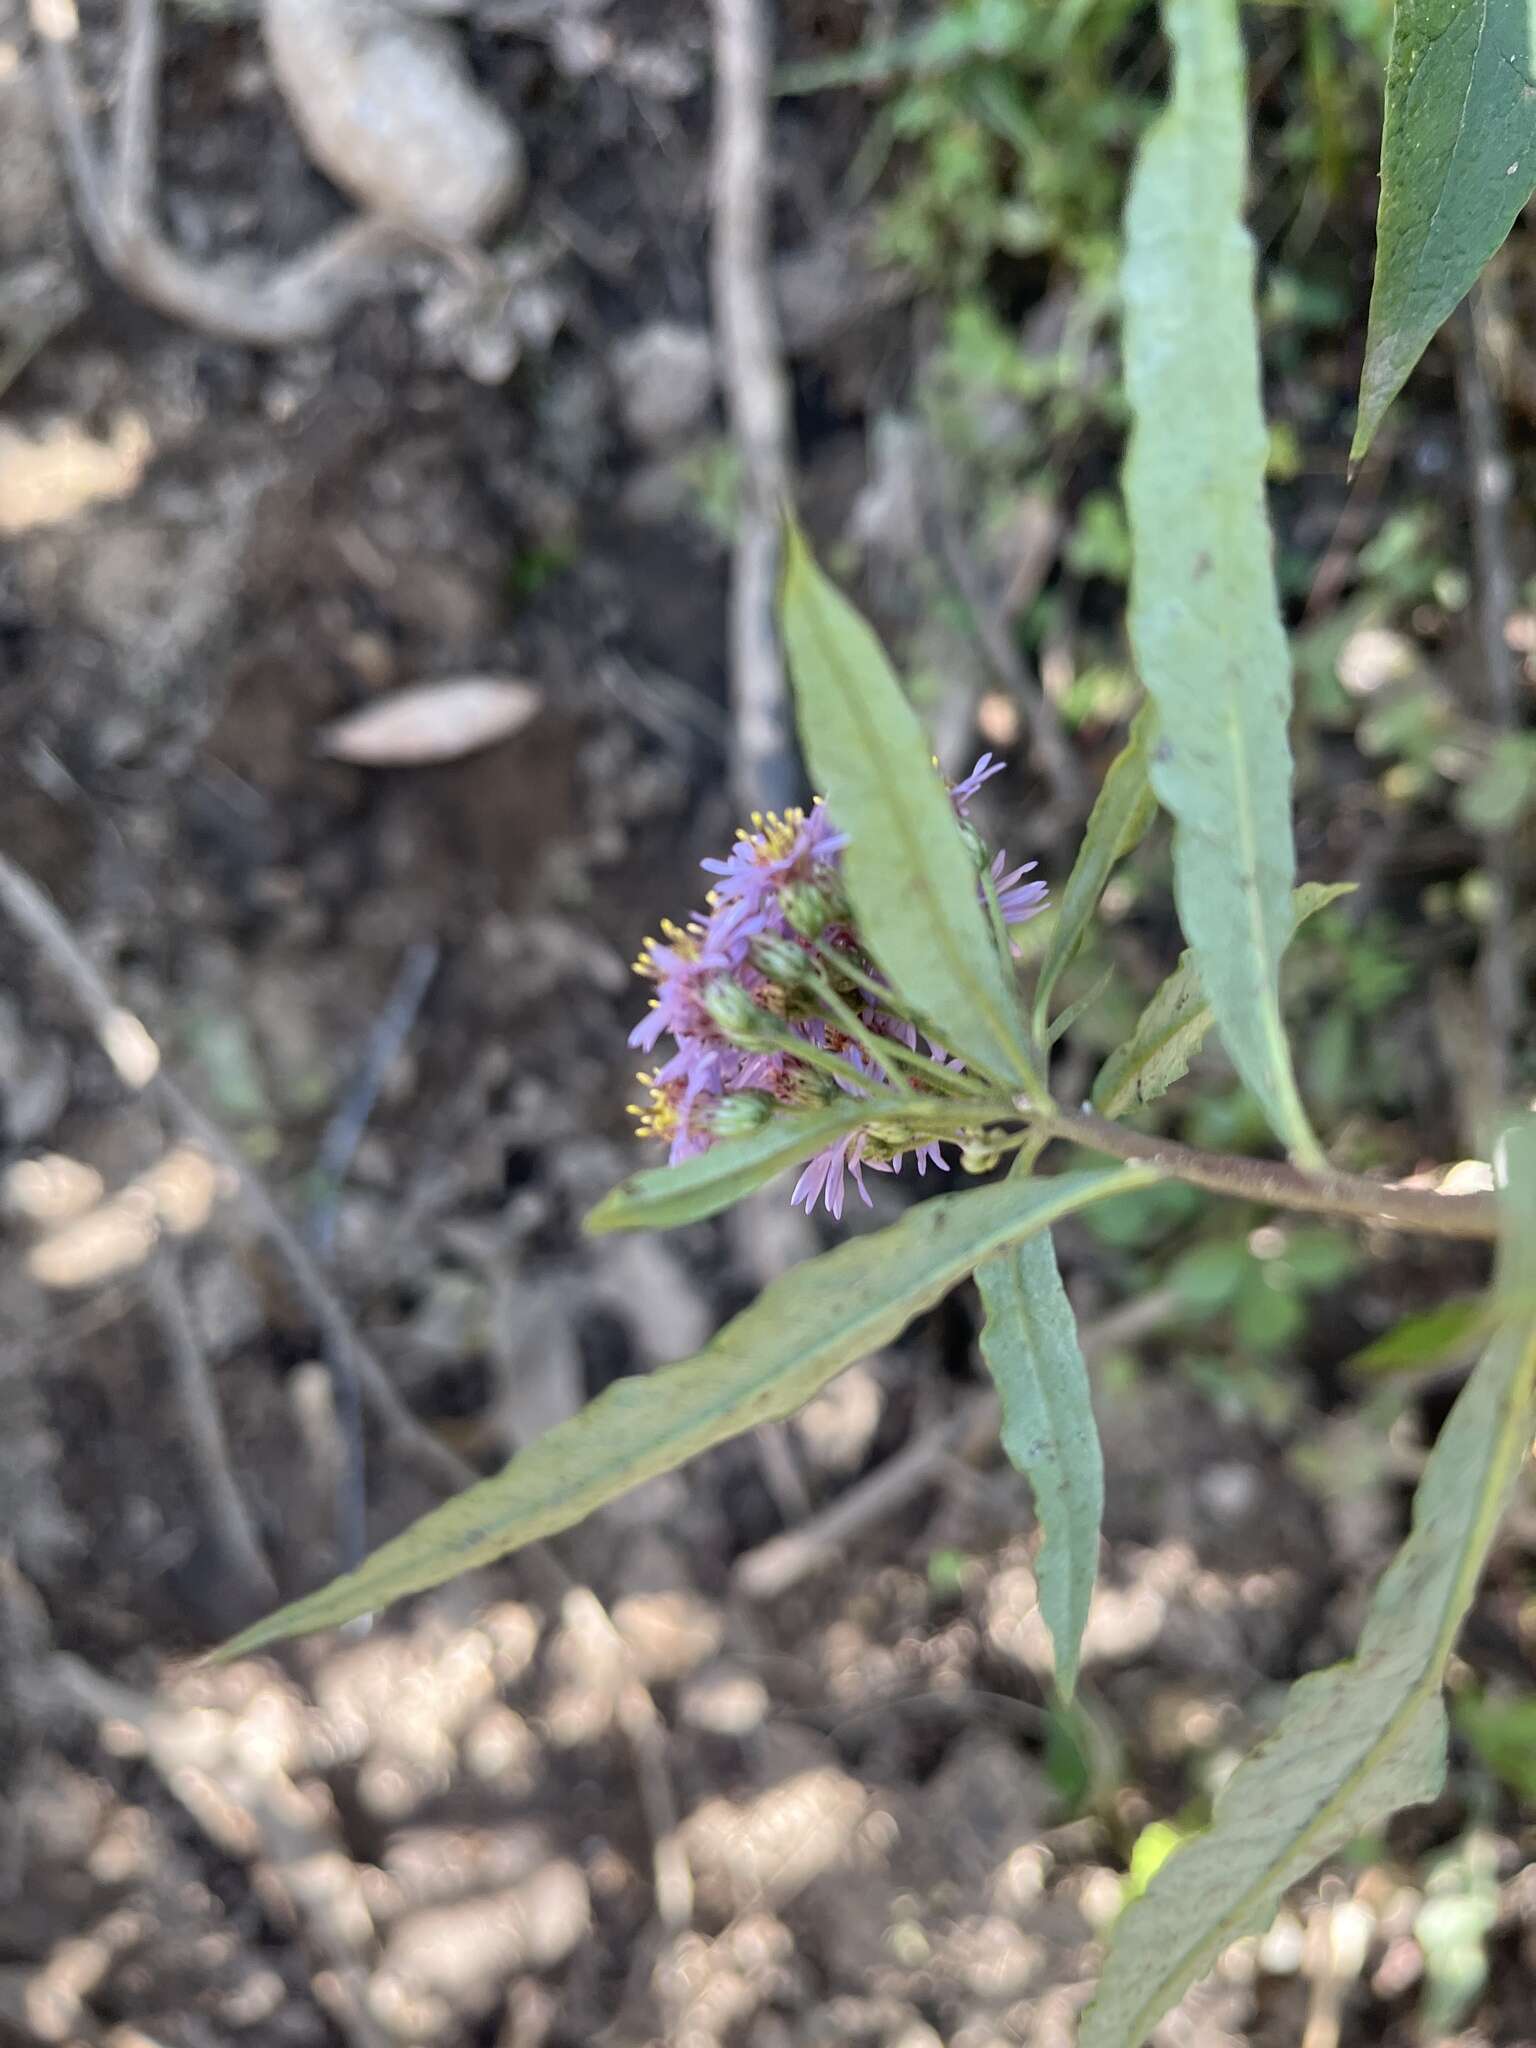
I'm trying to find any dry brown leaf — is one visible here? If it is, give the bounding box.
[319,677,542,766]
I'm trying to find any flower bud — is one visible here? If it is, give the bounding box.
[702,975,776,1046]
[960,1137,1004,1174]
[782,878,841,939]
[781,1064,840,1106]
[708,1090,776,1137]
[751,934,815,988]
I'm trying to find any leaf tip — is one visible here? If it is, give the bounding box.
[581,1191,625,1236]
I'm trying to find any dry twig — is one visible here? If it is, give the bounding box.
[307,940,440,1260]
[0,849,472,1527]
[926,459,1086,827]
[145,1250,278,1617]
[709,0,798,814]
[1453,283,1523,1118]
[29,0,411,346]
[0,853,694,1932]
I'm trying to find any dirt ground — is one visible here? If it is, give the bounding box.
[2,4,1535,2045]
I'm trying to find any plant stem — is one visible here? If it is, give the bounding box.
[804,966,916,1095]
[1037,1106,1498,1242]
[809,940,994,1098]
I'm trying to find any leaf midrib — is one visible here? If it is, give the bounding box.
[1143,14,1315,1165]
[796,578,1034,1091]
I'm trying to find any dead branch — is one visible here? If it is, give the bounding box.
[0,849,474,1520]
[1453,283,1523,1121]
[146,1250,278,1617]
[926,456,1087,827]
[709,0,798,814]
[29,0,416,346]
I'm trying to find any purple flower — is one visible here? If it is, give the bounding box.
[701,802,849,922]
[628,905,761,1055]
[951,751,1007,811]
[792,1129,874,1220]
[989,850,1049,928]
[627,752,1048,1215]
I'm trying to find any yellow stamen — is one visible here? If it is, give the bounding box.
[629,1071,683,1142]
[733,807,806,864]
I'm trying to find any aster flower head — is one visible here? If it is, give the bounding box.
[627,756,1046,1216]
[700,801,850,924]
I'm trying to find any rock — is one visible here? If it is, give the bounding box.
[610,323,717,447]
[262,0,525,245]
[374,1862,590,2025]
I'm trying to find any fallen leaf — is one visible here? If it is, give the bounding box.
[319,678,542,766]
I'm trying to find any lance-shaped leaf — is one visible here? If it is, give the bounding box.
[1083,1120,1536,2048]
[217,1164,1155,1660]
[1032,702,1157,1040]
[1092,882,1353,1120]
[1122,0,1320,1166]
[586,1101,951,1234]
[977,1218,1100,1699]
[780,520,1041,1096]
[1355,0,1536,465]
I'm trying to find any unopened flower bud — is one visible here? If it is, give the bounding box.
[782,1064,840,1106]
[751,935,815,988]
[709,1090,776,1137]
[782,878,840,939]
[960,1136,1004,1174]
[702,976,776,1046]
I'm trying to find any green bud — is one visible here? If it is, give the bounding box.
[702,976,776,1047]
[960,1137,1004,1174]
[708,1090,776,1137]
[958,819,990,872]
[751,934,815,988]
[782,1063,840,1106]
[782,879,838,939]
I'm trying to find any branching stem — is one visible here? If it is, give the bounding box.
[1037,1105,1498,1242]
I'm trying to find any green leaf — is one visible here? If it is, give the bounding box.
[1354,0,1536,465]
[976,1215,1101,1699]
[1082,1121,1536,2048]
[1032,702,1157,1039]
[1454,732,1536,834]
[1091,882,1353,1120]
[1344,1297,1490,1377]
[1121,0,1321,1167]
[780,519,1041,1096]
[1455,1690,1536,1802]
[587,1102,938,1234]
[217,1164,1155,1660]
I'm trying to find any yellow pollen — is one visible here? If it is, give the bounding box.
[733,807,805,864]
[628,1070,682,1142]
[634,918,704,980]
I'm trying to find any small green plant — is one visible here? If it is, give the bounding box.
[220,4,1536,2043]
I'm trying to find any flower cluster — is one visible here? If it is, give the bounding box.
[628,757,1046,1219]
